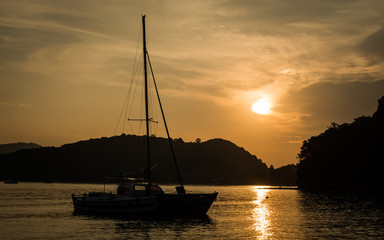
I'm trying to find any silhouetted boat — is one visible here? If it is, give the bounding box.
[4,179,18,184]
[72,15,218,216]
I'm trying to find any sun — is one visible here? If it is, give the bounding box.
[251,98,272,115]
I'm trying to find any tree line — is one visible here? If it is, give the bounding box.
[0,136,296,185]
[297,96,384,193]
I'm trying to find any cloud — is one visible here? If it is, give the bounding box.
[358,28,384,62]
[273,79,384,134]
[214,0,384,35]
[2,0,384,167]
[2,0,384,98]
[211,0,384,79]
[0,102,30,108]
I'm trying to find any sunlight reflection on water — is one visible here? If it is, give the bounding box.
[1,183,384,239]
[251,187,272,239]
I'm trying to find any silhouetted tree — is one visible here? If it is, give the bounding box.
[297,95,384,193]
[269,164,297,186]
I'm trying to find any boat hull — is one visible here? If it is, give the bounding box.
[156,192,218,216]
[72,194,157,214]
[4,180,18,184]
[71,192,218,216]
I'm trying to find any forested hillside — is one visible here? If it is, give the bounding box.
[1,136,289,185]
[297,96,384,193]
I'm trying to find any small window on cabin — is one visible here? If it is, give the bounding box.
[134,185,146,191]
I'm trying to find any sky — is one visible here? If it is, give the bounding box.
[1,0,384,167]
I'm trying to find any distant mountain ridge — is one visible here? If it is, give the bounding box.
[0,136,296,185]
[0,142,41,154]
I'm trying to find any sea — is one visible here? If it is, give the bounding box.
[1,183,383,239]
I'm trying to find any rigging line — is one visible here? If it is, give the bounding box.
[127,52,143,119]
[149,85,159,136]
[152,90,159,136]
[124,27,143,133]
[123,58,140,133]
[147,52,185,189]
[125,54,143,133]
[119,162,159,177]
[148,70,159,136]
[125,53,143,134]
[129,56,143,115]
[136,68,145,135]
[114,24,143,135]
[114,86,130,135]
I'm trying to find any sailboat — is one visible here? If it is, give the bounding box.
[71,15,218,216]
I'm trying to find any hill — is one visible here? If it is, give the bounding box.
[297,96,384,193]
[0,142,42,154]
[0,136,290,185]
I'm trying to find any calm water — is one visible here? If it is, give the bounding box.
[1,183,383,239]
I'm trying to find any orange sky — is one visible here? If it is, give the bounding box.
[1,0,384,167]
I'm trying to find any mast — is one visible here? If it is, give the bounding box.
[142,15,151,191]
[142,15,185,194]
[147,55,185,193]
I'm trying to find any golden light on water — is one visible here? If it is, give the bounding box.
[251,187,272,239]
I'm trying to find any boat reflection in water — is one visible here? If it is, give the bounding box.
[252,187,272,239]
